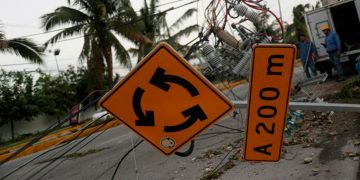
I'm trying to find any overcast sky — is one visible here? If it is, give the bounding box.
[0,0,316,76]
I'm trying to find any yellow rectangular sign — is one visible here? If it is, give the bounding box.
[244,44,296,161]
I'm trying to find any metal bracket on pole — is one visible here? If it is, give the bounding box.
[232,101,360,112]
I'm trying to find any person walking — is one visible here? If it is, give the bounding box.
[321,24,345,81]
[296,33,318,78]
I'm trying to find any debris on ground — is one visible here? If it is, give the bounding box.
[328,131,338,136]
[37,147,109,164]
[197,149,223,160]
[304,157,313,164]
[353,138,360,146]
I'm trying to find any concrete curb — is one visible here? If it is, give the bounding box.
[0,124,83,156]
[0,120,121,162]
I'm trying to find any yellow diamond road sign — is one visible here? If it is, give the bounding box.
[99,42,234,155]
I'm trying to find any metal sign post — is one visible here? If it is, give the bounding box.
[233,101,360,112]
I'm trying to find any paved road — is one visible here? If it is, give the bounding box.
[1,67,358,180]
[0,111,245,180]
[0,68,255,180]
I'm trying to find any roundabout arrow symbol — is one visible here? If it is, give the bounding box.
[164,105,207,132]
[133,87,155,126]
[150,67,199,97]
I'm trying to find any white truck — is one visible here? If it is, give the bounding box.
[304,0,360,75]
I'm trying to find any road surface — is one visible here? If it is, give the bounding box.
[0,67,358,180]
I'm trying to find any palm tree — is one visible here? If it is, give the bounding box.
[129,0,198,63]
[0,25,43,64]
[283,4,311,43]
[41,0,151,91]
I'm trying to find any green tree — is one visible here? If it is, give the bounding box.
[34,71,78,119]
[0,66,100,139]
[0,24,43,63]
[41,0,151,91]
[0,71,39,139]
[129,0,198,63]
[283,4,311,43]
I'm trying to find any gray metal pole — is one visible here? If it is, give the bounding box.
[232,101,360,112]
[278,0,283,24]
[54,55,60,74]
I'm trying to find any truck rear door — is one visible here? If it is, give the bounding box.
[305,9,333,58]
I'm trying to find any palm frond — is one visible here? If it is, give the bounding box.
[169,8,197,31]
[0,30,5,41]
[110,18,152,45]
[1,38,43,64]
[44,24,85,47]
[169,24,199,42]
[157,12,169,37]
[128,47,139,58]
[104,30,132,69]
[0,30,6,49]
[71,0,93,12]
[41,6,89,31]
[116,0,137,18]
[150,0,159,16]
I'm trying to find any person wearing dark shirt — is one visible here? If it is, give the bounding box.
[295,33,318,78]
[321,24,345,81]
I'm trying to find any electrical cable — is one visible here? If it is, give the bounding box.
[110,139,144,180]
[242,0,284,40]
[27,0,200,43]
[32,120,112,180]
[7,0,197,40]
[0,63,34,67]
[222,0,228,29]
[94,33,207,179]
[174,140,194,157]
[37,0,200,46]
[94,123,242,179]
[196,131,241,141]
[0,116,112,180]
[23,114,110,180]
[220,81,243,100]
[5,11,204,180]
[205,140,242,177]
[0,95,103,166]
[214,124,243,132]
[129,135,140,180]
[21,116,111,179]
[92,138,144,180]
[177,36,199,52]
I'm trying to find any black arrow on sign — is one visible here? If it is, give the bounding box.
[133,87,155,126]
[164,105,207,132]
[150,67,199,97]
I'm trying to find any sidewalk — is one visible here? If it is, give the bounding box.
[0,119,121,162]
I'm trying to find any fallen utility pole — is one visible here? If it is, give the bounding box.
[232,101,360,112]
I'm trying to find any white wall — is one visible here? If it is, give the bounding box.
[0,106,97,141]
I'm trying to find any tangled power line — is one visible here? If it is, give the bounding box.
[0,0,288,179]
